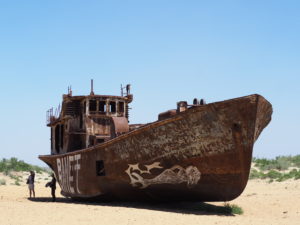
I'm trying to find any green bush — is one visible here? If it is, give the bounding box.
[294,171,300,180]
[0,157,48,174]
[249,168,263,179]
[251,156,300,182]
[291,155,300,167]
[250,165,300,182]
[253,155,300,171]
[265,170,281,179]
[224,203,244,215]
[195,202,243,215]
[275,156,291,170]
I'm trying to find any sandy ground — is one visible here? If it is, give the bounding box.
[0,173,299,225]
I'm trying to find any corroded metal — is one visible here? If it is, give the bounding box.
[40,88,272,202]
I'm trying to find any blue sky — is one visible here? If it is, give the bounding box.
[0,1,299,166]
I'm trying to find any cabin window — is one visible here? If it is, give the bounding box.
[118,102,124,113]
[96,138,105,144]
[110,101,116,113]
[88,135,95,147]
[73,100,81,115]
[89,100,97,111]
[68,134,83,152]
[96,160,105,176]
[99,101,106,112]
[65,102,74,116]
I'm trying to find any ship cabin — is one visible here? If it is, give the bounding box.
[46,84,133,155]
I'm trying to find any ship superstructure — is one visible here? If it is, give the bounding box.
[46,81,133,155]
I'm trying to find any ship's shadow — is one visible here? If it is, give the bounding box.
[28,197,235,216]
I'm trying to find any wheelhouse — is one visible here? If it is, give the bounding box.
[46,82,133,155]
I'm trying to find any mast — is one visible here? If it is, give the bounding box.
[90,79,94,95]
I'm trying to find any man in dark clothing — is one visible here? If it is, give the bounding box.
[46,173,56,202]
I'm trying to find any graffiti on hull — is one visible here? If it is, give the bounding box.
[125,162,201,189]
[56,154,81,194]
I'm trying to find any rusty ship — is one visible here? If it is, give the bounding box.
[39,81,272,201]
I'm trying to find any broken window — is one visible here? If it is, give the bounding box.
[118,102,124,113]
[88,135,95,147]
[89,100,97,111]
[68,134,83,152]
[96,160,105,176]
[99,101,106,112]
[66,101,81,116]
[96,138,105,144]
[110,101,116,113]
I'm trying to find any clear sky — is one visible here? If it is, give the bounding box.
[0,1,299,166]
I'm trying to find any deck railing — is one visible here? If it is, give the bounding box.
[46,104,61,124]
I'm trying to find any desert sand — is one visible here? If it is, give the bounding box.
[0,172,299,225]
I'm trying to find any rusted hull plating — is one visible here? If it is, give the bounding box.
[39,94,272,201]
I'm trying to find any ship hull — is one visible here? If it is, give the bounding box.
[39,94,272,201]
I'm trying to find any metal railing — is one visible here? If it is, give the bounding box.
[46,104,61,124]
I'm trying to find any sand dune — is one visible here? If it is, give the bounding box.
[0,175,299,225]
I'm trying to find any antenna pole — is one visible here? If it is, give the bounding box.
[90,79,94,95]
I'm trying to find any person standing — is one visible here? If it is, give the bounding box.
[46,173,56,202]
[27,171,35,198]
